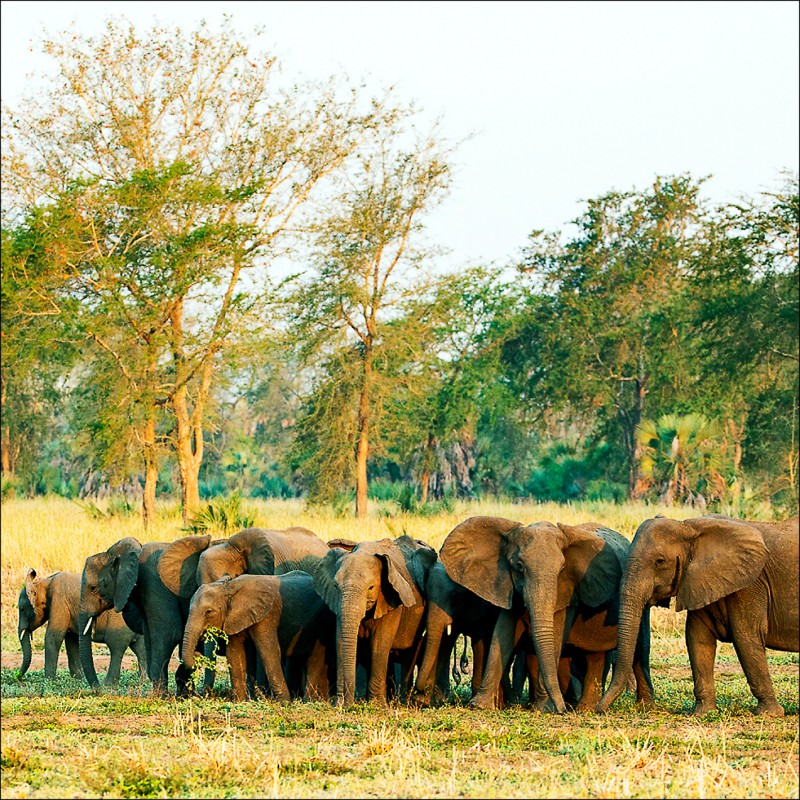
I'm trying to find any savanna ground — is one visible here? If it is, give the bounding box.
[1,497,798,799]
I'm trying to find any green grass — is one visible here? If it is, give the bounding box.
[2,497,798,798]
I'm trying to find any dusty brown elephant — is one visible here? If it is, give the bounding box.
[313,535,437,706]
[598,514,799,717]
[440,516,654,713]
[18,568,146,685]
[181,571,335,702]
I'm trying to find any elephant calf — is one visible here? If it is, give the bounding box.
[182,571,334,702]
[18,568,146,685]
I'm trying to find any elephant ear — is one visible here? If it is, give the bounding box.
[24,569,38,607]
[558,523,627,609]
[439,516,521,609]
[374,546,417,619]
[157,535,212,598]
[313,548,345,615]
[223,581,275,636]
[98,539,142,612]
[327,538,358,552]
[676,516,768,612]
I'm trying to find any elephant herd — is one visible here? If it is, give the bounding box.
[16,513,799,717]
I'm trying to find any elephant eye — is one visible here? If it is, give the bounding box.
[205,609,212,615]
[654,556,666,567]
[368,584,375,591]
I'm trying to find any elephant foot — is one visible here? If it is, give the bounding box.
[467,693,495,710]
[575,701,595,714]
[753,700,784,717]
[636,694,656,710]
[691,701,717,717]
[409,691,431,709]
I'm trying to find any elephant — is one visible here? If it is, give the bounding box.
[440,516,654,713]
[18,568,146,685]
[181,571,335,702]
[157,526,330,692]
[314,535,437,706]
[597,514,800,717]
[79,537,194,695]
[411,560,502,706]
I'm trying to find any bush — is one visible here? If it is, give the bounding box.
[185,492,255,534]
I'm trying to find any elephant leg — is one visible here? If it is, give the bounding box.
[470,610,522,710]
[470,637,487,697]
[367,613,402,705]
[686,612,718,715]
[727,596,784,716]
[64,634,84,681]
[633,607,655,708]
[104,646,124,688]
[226,635,249,702]
[44,626,66,681]
[304,641,330,702]
[252,627,290,702]
[575,652,605,712]
[131,636,148,682]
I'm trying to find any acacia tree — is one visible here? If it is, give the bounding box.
[292,118,453,516]
[2,19,388,521]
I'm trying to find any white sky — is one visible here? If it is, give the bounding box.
[1,0,798,273]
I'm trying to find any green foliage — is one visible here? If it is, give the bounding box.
[185,493,255,534]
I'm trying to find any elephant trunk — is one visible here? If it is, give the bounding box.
[181,618,204,672]
[336,592,364,706]
[527,586,566,714]
[597,574,650,712]
[19,629,32,678]
[78,612,100,689]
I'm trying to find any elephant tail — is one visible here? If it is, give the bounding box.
[451,634,469,687]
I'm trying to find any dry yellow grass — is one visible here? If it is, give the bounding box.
[2,497,797,799]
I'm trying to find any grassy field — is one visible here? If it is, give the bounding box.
[2,496,798,798]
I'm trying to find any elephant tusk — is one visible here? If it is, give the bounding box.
[19,630,26,641]
[83,617,94,636]
[446,624,452,637]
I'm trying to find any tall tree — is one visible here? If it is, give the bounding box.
[292,118,453,516]
[2,19,388,521]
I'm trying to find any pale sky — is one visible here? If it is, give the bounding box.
[1,0,798,272]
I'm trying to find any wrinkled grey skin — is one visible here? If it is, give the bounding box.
[181,571,335,702]
[18,569,146,685]
[78,538,194,695]
[440,516,654,713]
[598,514,799,717]
[314,536,437,706]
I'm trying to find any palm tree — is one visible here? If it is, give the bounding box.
[636,413,731,506]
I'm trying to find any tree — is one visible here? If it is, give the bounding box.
[517,175,709,497]
[2,18,388,521]
[291,117,453,516]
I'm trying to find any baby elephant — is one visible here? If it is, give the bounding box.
[181,571,334,702]
[18,568,147,685]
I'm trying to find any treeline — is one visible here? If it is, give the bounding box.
[2,21,798,521]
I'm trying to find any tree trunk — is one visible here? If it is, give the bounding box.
[142,415,158,529]
[355,347,372,519]
[171,300,202,523]
[623,363,649,500]
[1,425,12,476]
[419,432,435,505]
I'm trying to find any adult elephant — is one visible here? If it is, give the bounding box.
[78,537,193,695]
[158,526,330,692]
[314,535,437,706]
[597,514,799,717]
[19,569,146,684]
[440,516,654,713]
[157,526,330,597]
